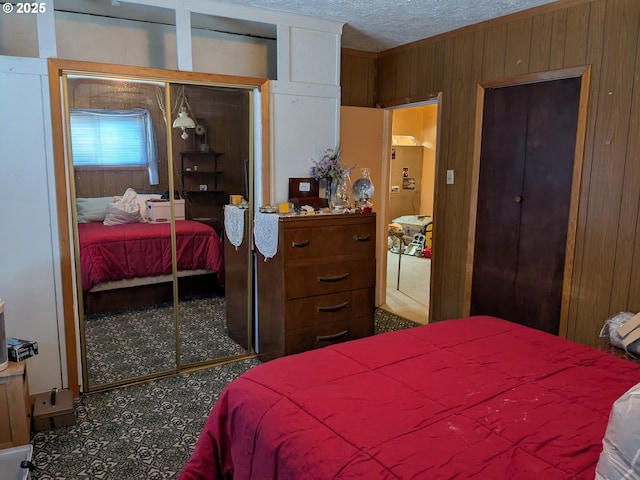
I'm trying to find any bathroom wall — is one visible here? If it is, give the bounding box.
[390,104,437,219]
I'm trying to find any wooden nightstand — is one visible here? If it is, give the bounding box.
[0,362,31,448]
[597,342,640,363]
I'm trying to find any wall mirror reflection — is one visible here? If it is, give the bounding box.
[54,61,261,392]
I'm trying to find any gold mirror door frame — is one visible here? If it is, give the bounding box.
[64,73,179,390]
[171,83,255,369]
[49,59,268,394]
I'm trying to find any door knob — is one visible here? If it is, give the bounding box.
[514,195,523,203]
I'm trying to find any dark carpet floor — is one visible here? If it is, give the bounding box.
[84,295,247,387]
[29,308,418,480]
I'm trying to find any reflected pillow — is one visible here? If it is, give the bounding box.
[103,202,143,225]
[103,188,143,225]
[76,196,115,223]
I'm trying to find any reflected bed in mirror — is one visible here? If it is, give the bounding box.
[79,216,224,313]
[51,60,261,393]
[76,192,229,387]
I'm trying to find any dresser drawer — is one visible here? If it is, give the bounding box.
[285,315,374,355]
[283,222,375,262]
[285,288,375,330]
[284,259,375,299]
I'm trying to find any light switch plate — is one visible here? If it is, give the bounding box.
[446,169,454,184]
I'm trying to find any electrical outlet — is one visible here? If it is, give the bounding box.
[199,185,207,191]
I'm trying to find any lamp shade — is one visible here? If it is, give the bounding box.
[172,106,196,129]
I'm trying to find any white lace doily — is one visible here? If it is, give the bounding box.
[254,212,279,260]
[224,205,245,249]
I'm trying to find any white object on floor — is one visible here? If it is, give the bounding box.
[405,233,425,256]
[0,444,33,480]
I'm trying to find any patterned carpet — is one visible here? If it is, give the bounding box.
[84,295,247,387]
[29,309,418,480]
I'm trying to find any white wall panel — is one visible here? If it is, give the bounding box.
[54,11,275,77]
[0,59,64,394]
[0,14,38,57]
[290,28,340,85]
[191,29,277,79]
[55,12,178,70]
[270,81,340,204]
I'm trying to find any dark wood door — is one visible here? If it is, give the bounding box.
[471,77,581,334]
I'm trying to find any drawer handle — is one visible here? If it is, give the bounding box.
[354,234,371,242]
[318,273,349,283]
[318,301,349,312]
[316,330,349,342]
[292,240,310,248]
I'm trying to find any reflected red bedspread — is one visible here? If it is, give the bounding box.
[79,220,223,292]
[180,316,640,480]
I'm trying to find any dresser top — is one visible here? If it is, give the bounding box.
[0,361,25,379]
[275,212,376,226]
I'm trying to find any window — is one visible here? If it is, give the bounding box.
[69,108,158,184]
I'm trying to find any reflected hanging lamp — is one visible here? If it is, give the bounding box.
[172,86,196,140]
[173,106,196,139]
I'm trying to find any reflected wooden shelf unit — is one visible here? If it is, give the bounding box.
[0,361,31,449]
[181,150,225,232]
[180,150,224,194]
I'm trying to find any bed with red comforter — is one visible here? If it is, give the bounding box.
[180,315,640,480]
[79,220,223,293]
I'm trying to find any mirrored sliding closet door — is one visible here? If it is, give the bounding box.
[170,83,253,368]
[56,63,259,392]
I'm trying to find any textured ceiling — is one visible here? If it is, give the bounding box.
[227,0,561,52]
[54,0,562,53]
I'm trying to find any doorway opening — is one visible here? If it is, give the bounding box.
[381,100,438,325]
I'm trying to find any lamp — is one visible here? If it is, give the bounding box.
[162,85,197,140]
[173,106,196,140]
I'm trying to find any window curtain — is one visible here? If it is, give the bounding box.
[69,108,159,185]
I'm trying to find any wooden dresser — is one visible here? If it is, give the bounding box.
[257,213,376,360]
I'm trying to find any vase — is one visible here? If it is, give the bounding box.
[325,177,337,209]
[352,168,374,213]
[336,171,352,209]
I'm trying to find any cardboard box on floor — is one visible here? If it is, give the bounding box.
[33,388,75,432]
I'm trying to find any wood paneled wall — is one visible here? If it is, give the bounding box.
[341,0,640,347]
[170,85,250,226]
[341,49,377,107]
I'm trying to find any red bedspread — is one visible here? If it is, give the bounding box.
[79,220,223,292]
[180,316,640,480]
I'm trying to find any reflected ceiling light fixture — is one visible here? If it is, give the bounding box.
[156,85,199,141]
[172,86,196,140]
[173,107,196,140]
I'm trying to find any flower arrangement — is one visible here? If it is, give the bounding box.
[310,146,353,183]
